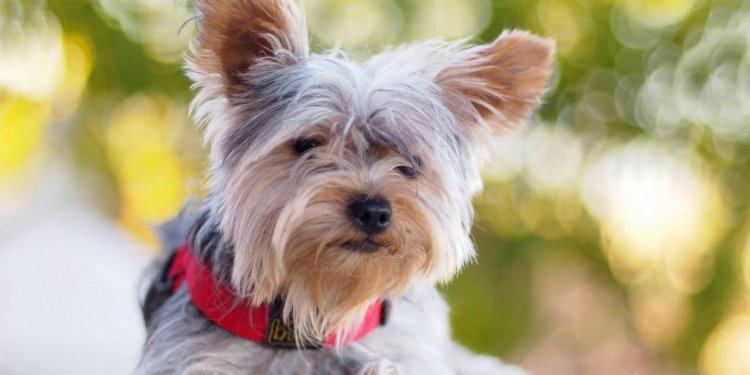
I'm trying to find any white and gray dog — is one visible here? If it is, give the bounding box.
[137,0,554,373]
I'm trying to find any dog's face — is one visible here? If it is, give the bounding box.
[189,0,554,340]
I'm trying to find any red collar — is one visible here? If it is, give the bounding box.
[168,244,386,349]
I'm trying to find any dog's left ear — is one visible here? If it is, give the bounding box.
[437,31,555,137]
[193,0,309,97]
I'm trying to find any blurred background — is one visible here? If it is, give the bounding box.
[1,0,750,373]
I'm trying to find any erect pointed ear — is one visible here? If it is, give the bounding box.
[193,0,308,96]
[437,31,555,136]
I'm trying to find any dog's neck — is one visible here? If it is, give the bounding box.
[168,241,387,349]
[187,208,236,284]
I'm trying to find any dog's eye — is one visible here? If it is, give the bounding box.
[396,166,419,178]
[293,138,322,155]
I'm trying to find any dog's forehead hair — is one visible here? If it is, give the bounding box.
[326,118,428,162]
[221,53,462,169]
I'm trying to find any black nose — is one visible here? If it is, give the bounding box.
[349,198,391,235]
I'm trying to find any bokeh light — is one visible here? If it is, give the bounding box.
[582,141,725,289]
[0,97,49,183]
[95,0,193,62]
[636,2,750,140]
[53,35,93,119]
[535,0,593,59]
[308,0,402,49]
[701,314,750,375]
[106,95,197,244]
[619,0,699,28]
[409,0,490,40]
[0,2,64,99]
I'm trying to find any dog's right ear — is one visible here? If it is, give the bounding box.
[192,0,308,97]
[436,31,555,139]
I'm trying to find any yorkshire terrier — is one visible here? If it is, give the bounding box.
[137,0,554,373]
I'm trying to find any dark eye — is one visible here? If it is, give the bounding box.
[397,165,419,178]
[293,138,322,155]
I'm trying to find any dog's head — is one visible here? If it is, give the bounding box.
[188,0,554,341]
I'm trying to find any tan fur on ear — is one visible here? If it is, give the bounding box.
[194,0,308,95]
[438,30,555,133]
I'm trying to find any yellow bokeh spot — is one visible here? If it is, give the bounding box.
[701,314,750,375]
[744,231,750,291]
[107,95,189,245]
[536,0,592,59]
[0,96,49,182]
[411,0,488,40]
[53,34,93,120]
[620,0,697,27]
[600,168,724,290]
[309,0,398,49]
[583,142,726,292]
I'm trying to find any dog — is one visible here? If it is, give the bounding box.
[136,0,554,373]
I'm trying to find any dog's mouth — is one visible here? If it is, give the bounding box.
[342,239,385,253]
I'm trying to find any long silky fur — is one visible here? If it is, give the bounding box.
[138,0,553,373]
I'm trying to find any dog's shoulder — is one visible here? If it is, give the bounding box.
[139,202,203,325]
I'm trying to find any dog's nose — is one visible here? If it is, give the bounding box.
[349,198,391,235]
